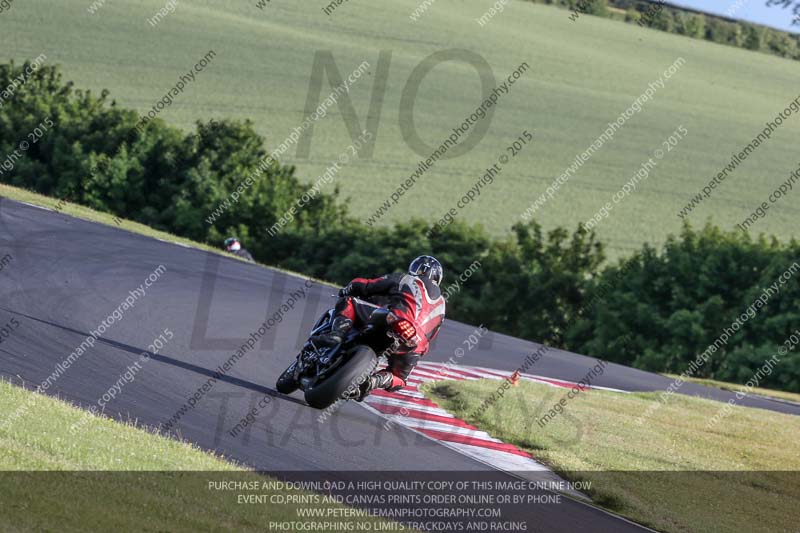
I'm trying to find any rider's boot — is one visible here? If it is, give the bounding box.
[310,316,353,348]
[355,370,394,402]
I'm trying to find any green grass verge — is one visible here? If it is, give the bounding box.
[0,183,228,257]
[0,379,244,471]
[422,379,800,533]
[3,0,799,257]
[0,183,332,285]
[0,379,402,531]
[663,373,800,404]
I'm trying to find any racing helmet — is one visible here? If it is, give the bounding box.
[408,255,443,286]
[224,237,241,252]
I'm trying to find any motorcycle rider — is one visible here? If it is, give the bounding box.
[312,256,446,400]
[224,237,254,262]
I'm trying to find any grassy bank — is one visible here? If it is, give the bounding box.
[663,373,800,404]
[423,379,800,533]
[0,183,331,285]
[0,380,398,531]
[0,183,231,259]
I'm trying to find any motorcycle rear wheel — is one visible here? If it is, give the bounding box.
[304,345,377,409]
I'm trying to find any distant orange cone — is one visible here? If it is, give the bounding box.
[509,370,520,387]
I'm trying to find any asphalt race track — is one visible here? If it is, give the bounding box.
[1,198,797,532]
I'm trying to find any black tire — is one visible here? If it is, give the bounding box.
[304,346,377,409]
[276,362,300,394]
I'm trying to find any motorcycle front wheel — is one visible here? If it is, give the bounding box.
[276,361,300,394]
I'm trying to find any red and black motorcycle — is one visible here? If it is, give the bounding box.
[275,301,418,409]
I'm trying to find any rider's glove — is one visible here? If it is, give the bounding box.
[338,284,353,297]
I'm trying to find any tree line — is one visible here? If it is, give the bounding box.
[536,0,800,61]
[1,61,797,392]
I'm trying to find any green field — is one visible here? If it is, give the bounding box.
[2,0,798,256]
[423,378,800,533]
[0,379,399,531]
